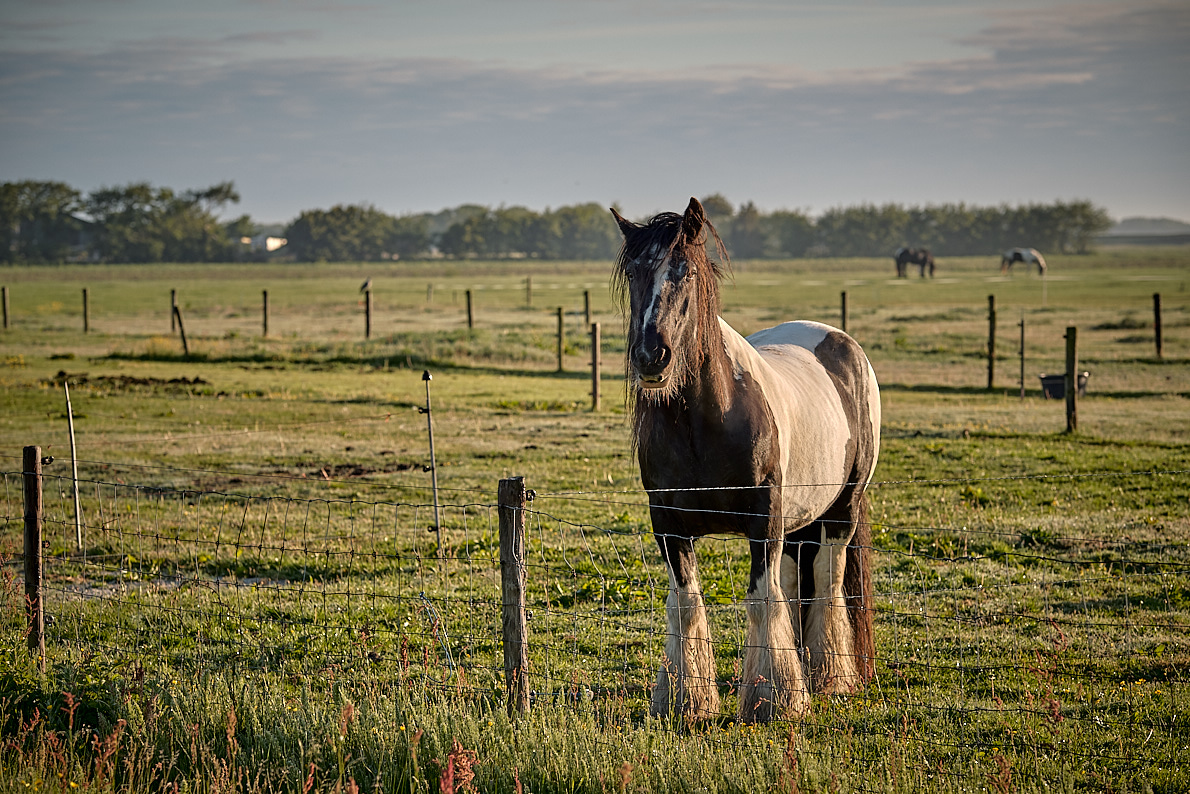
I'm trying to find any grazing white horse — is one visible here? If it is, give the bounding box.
[1001,248,1046,275]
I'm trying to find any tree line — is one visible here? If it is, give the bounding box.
[1,180,1112,264]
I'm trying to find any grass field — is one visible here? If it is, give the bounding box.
[1,249,1188,792]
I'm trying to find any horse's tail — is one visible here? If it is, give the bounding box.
[843,492,875,682]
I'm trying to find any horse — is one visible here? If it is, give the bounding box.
[1000,248,1046,275]
[894,247,935,278]
[611,198,881,723]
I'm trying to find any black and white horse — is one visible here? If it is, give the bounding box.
[894,247,935,278]
[1000,248,1046,275]
[611,198,881,723]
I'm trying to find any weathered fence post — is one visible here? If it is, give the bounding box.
[2,286,8,329]
[591,322,601,412]
[499,476,530,716]
[170,289,177,332]
[466,290,474,329]
[525,276,532,308]
[262,290,269,338]
[987,295,996,390]
[840,291,848,334]
[1154,293,1163,360]
[421,370,443,555]
[1018,312,1026,401]
[556,307,564,372]
[584,290,591,327]
[173,305,190,356]
[23,445,45,674]
[1065,326,1078,432]
[65,383,83,551]
[365,288,373,340]
[82,288,90,333]
[426,283,433,304]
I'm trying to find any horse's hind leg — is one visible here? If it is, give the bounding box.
[802,492,874,694]
[651,535,720,720]
[739,536,810,722]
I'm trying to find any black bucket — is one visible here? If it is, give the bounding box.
[1039,372,1089,400]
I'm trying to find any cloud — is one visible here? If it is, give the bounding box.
[0,1,1187,220]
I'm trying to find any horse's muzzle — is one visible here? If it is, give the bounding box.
[631,341,672,387]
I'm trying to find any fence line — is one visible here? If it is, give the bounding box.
[3,463,1186,786]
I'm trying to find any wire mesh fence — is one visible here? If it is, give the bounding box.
[3,462,1188,786]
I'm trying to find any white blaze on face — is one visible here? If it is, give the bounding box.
[637,244,670,335]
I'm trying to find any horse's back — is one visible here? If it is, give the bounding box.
[725,319,881,517]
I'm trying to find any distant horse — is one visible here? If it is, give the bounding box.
[611,198,881,723]
[1000,248,1046,275]
[894,247,935,278]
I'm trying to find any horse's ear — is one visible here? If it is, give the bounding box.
[682,197,706,240]
[610,207,636,238]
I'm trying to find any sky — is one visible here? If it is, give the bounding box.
[1,0,1187,225]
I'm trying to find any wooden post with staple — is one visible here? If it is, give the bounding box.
[840,291,848,334]
[23,445,45,673]
[65,383,83,550]
[556,307,564,372]
[1154,293,1163,360]
[172,305,190,356]
[82,288,90,333]
[499,476,530,716]
[466,290,474,329]
[987,295,996,390]
[1018,312,1026,401]
[170,289,177,332]
[1065,326,1078,433]
[365,288,373,340]
[262,290,269,338]
[591,322,601,411]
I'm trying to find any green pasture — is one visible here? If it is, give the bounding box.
[0,249,1188,793]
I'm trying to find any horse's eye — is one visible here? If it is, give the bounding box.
[625,270,635,281]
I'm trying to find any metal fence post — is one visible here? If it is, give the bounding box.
[23,445,45,673]
[499,476,530,716]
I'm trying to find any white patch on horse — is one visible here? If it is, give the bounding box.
[722,319,851,523]
[652,562,719,718]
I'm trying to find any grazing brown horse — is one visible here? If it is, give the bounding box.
[894,247,935,278]
[1000,248,1046,275]
[611,198,881,723]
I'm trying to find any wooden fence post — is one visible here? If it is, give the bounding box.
[2,286,8,329]
[365,288,373,340]
[1018,313,1026,401]
[466,290,474,329]
[591,322,601,412]
[170,289,177,332]
[1065,326,1078,433]
[173,305,190,356]
[525,276,532,308]
[987,295,996,390]
[82,288,90,333]
[1154,293,1163,360]
[840,291,848,334]
[584,290,591,327]
[23,445,45,673]
[262,290,269,338]
[499,476,530,716]
[426,283,433,304]
[556,307,564,372]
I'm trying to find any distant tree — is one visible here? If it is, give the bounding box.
[0,180,84,263]
[728,201,768,259]
[765,209,815,257]
[699,194,734,225]
[285,204,396,262]
[388,214,430,259]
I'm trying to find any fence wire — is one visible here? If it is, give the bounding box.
[2,465,1188,787]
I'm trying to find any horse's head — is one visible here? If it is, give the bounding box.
[610,197,727,400]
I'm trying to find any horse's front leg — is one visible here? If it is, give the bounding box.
[739,532,810,723]
[651,533,720,720]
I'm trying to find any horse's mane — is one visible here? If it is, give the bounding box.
[611,209,731,449]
